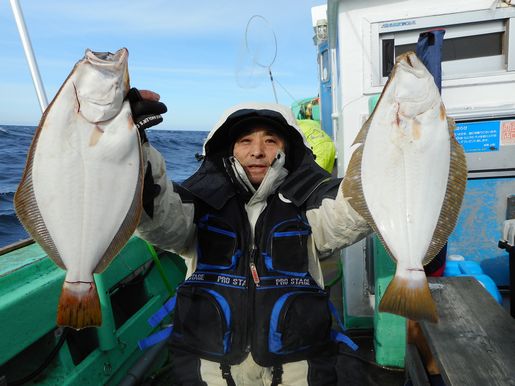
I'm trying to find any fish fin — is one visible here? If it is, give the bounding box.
[423,119,467,265]
[342,144,367,217]
[57,281,102,329]
[94,130,144,273]
[14,122,66,270]
[352,117,372,145]
[13,62,83,270]
[353,61,399,146]
[379,269,438,323]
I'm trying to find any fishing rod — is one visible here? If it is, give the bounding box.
[9,0,48,112]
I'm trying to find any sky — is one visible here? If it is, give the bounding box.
[0,1,325,131]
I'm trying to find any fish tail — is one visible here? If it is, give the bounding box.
[379,269,438,323]
[57,281,102,329]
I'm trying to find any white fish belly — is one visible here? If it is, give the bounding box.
[32,101,139,282]
[361,110,450,268]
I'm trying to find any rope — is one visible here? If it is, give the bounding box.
[144,241,175,296]
[273,77,298,102]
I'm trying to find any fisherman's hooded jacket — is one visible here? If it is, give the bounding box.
[136,102,371,368]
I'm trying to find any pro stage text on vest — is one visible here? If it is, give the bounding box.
[217,275,246,286]
[187,272,247,287]
[275,277,311,286]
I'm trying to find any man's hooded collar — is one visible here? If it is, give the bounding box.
[182,102,331,210]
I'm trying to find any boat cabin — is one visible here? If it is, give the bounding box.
[311,0,515,380]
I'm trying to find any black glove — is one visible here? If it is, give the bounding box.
[142,161,161,219]
[126,88,166,218]
[126,88,168,143]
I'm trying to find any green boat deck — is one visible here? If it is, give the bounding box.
[0,237,186,385]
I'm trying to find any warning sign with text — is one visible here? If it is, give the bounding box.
[500,120,515,146]
[454,121,500,153]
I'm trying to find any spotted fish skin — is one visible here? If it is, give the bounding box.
[343,52,467,323]
[14,48,143,329]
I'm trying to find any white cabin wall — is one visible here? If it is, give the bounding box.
[333,0,515,173]
[325,0,515,320]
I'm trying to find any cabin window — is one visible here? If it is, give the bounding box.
[396,33,502,62]
[319,48,330,82]
[382,30,504,78]
[372,13,515,86]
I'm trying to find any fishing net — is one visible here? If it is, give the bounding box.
[235,15,279,100]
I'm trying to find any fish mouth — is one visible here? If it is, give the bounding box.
[396,52,426,78]
[393,52,437,106]
[85,48,128,68]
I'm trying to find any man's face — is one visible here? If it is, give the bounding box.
[233,127,285,186]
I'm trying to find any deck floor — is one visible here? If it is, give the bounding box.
[337,330,406,386]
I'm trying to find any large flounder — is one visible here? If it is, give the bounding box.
[343,52,467,322]
[14,48,143,329]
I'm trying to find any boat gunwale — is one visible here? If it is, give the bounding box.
[0,238,35,256]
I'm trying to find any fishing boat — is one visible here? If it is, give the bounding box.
[1,0,514,385]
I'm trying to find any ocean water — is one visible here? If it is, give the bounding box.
[0,125,208,248]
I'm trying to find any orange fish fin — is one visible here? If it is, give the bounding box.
[379,270,438,323]
[57,281,102,329]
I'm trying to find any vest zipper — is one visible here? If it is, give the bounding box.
[249,261,260,286]
[245,245,258,352]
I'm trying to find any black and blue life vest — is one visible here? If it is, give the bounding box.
[165,153,353,366]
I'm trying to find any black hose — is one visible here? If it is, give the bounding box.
[108,260,155,296]
[117,339,169,386]
[339,350,404,372]
[7,328,69,386]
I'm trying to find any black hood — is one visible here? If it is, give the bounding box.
[203,103,310,171]
[182,103,331,209]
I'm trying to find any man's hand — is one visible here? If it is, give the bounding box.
[126,88,168,143]
[126,88,167,218]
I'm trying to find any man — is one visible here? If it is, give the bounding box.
[130,90,371,386]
